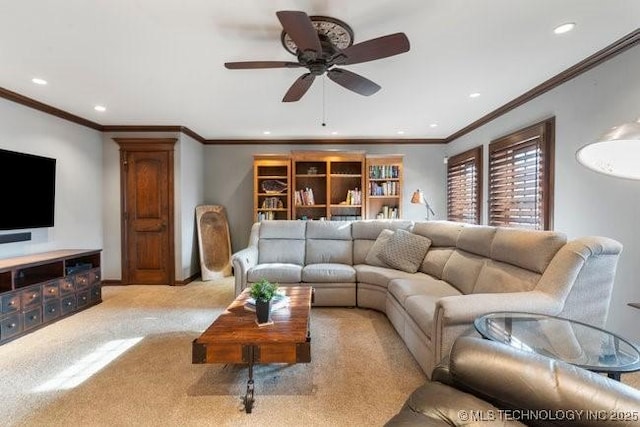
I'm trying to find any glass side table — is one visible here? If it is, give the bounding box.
[474,312,640,381]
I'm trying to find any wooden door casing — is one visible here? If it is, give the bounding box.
[115,138,176,285]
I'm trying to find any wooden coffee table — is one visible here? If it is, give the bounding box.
[192,286,313,413]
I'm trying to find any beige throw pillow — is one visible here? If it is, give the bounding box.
[379,229,432,273]
[364,229,395,267]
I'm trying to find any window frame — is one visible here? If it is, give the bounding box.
[447,145,483,225]
[488,117,555,230]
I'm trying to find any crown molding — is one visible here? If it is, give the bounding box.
[445,28,640,143]
[1,29,638,145]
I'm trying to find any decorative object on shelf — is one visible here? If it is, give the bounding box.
[248,279,279,324]
[307,166,318,175]
[411,189,435,220]
[576,118,640,180]
[261,179,288,193]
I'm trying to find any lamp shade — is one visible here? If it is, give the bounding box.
[411,189,426,204]
[576,120,640,180]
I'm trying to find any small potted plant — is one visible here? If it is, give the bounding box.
[249,278,279,324]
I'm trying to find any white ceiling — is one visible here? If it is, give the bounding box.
[1,1,639,141]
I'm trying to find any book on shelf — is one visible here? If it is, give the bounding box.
[244,293,290,312]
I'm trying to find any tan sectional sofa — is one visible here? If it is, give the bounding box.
[231,219,623,376]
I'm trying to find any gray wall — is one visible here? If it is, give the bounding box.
[446,44,640,341]
[0,98,103,259]
[203,144,447,252]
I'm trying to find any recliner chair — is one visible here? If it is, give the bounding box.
[386,336,640,426]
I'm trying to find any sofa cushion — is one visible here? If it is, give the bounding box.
[473,260,541,294]
[247,263,303,283]
[420,247,455,279]
[364,229,394,267]
[379,229,432,273]
[351,219,413,240]
[388,277,461,306]
[258,239,306,265]
[355,265,424,288]
[412,221,464,247]
[302,263,356,283]
[306,220,352,239]
[491,228,567,274]
[404,294,456,338]
[306,239,353,264]
[457,226,497,257]
[441,250,485,294]
[259,220,306,239]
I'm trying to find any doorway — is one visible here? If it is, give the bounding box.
[115,138,176,285]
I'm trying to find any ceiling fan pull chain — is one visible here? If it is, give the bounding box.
[322,75,327,127]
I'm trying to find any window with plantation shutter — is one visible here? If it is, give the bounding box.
[447,146,482,224]
[488,118,555,230]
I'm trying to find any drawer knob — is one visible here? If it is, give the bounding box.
[49,307,56,313]
[8,323,16,328]
[49,288,56,293]
[32,293,37,299]
[9,300,15,306]
[30,315,37,321]
[66,301,72,306]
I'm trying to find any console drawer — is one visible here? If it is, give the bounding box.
[43,281,60,300]
[61,295,77,315]
[20,286,42,309]
[1,313,23,341]
[76,290,90,308]
[59,277,75,295]
[90,285,102,303]
[1,292,20,314]
[43,300,61,322]
[23,306,42,331]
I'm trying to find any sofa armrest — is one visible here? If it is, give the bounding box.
[231,246,258,296]
[432,291,562,362]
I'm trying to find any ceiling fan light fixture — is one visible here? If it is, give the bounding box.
[280,15,354,56]
[576,119,640,180]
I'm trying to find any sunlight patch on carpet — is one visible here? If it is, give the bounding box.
[32,337,144,392]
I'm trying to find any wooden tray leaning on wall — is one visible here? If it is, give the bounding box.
[195,205,232,281]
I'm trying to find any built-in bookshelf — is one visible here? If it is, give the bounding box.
[365,155,404,219]
[292,151,365,220]
[253,152,403,221]
[253,155,291,221]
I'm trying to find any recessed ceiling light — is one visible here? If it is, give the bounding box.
[397,130,405,135]
[331,131,338,135]
[469,92,481,98]
[554,22,576,34]
[94,105,106,112]
[262,131,271,135]
[429,123,438,128]
[32,78,47,85]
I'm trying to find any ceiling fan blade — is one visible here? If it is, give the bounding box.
[276,11,322,55]
[283,73,316,102]
[327,68,381,96]
[335,33,410,65]
[225,61,302,69]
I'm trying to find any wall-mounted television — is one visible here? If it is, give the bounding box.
[0,148,56,230]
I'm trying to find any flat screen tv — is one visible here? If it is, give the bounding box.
[0,148,56,230]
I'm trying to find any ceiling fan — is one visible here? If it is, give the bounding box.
[224,10,410,102]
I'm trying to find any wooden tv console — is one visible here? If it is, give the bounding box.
[0,249,102,344]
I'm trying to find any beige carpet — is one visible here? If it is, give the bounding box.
[0,278,427,426]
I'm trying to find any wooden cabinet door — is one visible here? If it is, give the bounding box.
[115,139,175,285]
